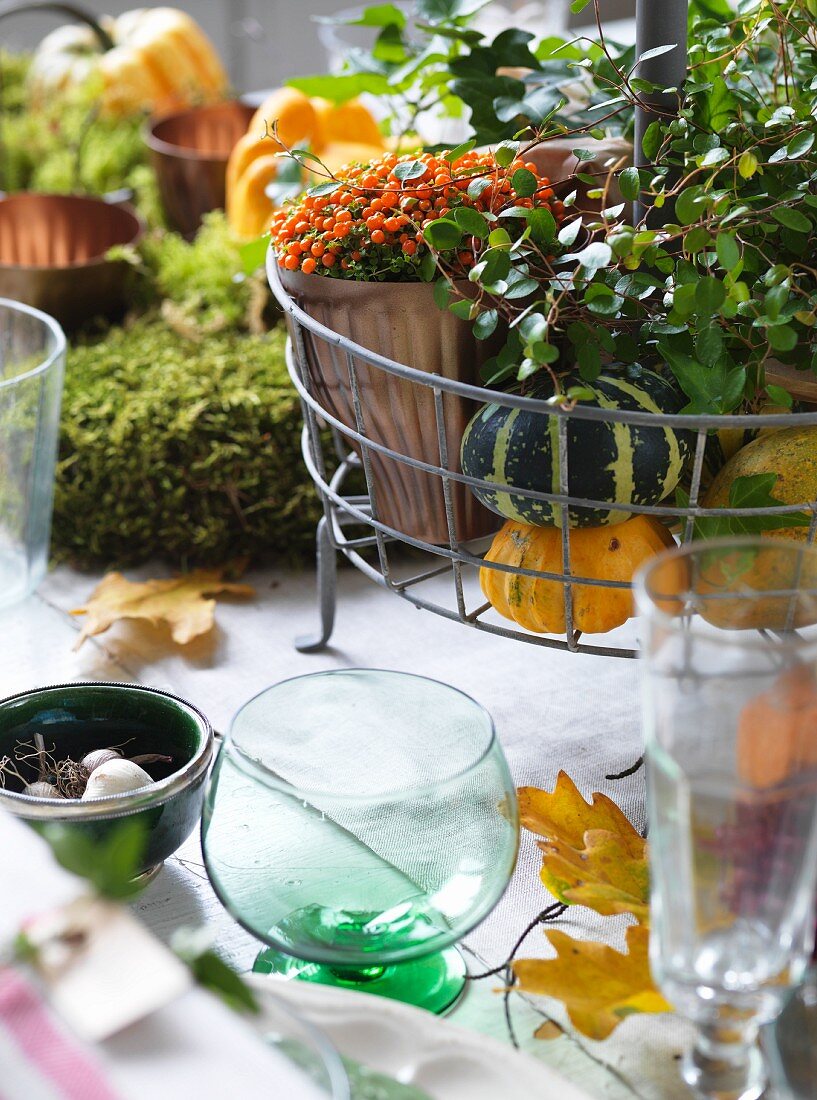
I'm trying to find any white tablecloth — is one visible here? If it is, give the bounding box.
[0,562,694,1099]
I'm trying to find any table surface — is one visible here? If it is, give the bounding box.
[0,561,693,1100]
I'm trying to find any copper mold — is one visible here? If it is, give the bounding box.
[146,100,255,237]
[280,269,500,545]
[0,193,144,329]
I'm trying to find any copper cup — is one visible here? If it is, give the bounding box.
[146,100,255,237]
[0,193,144,330]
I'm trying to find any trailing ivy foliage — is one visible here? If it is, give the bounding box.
[435,0,817,413]
[304,1,817,415]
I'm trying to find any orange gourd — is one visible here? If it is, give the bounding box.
[481,516,678,635]
[226,88,385,239]
[28,6,228,118]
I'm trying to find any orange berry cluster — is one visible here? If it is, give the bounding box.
[270,149,565,281]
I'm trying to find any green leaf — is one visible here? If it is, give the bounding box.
[767,325,798,352]
[723,474,812,534]
[454,207,489,238]
[239,235,269,276]
[172,929,260,1015]
[715,233,740,271]
[40,820,148,901]
[738,150,758,179]
[637,43,678,64]
[675,186,707,226]
[494,140,519,168]
[527,206,557,246]
[434,276,453,309]
[573,241,612,272]
[424,218,463,250]
[766,383,794,408]
[328,3,407,28]
[449,298,477,320]
[306,180,340,198]
[511,167,538,198]
[445,139,477,163]
[641,121,662,161]
[578,342,602,381]
[787,132,815,159]
[670,357,746,414]
[695,324,723,367]
[488,227,512,249]
[772,206,811,233]
[695,277,727,314]
[619,167,640,203]
[558,217,583,247]
[473,309,499,339]
[393,158,429,182]
[288,73,390,103]
[419,251,437,282]
[467,177,492,200]
[473,247,511,284]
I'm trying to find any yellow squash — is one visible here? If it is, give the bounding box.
[29,6,228,118]
[481,516,677,635]
[226,87,385,239]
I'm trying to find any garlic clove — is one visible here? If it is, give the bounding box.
[81,759,154,800]
[81,748,122,774]
[24,781,64,799]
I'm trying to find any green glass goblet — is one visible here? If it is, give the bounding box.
[202,669,519,1015]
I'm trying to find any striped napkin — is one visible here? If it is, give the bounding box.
[0,967,120,1100]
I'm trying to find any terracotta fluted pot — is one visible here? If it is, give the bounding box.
[279,269,501,545]
[146,100,255,237]
[0,193,143,329]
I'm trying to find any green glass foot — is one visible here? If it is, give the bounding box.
[252,944,467,1015]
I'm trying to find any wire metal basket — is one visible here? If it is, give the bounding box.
[268,257,817,658]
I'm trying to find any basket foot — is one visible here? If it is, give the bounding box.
[296,516,337,653]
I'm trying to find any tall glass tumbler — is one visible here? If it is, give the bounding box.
[0,299,66,609]
[636,538,817,1100]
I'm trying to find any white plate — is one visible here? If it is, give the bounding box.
[249,977,595,1100]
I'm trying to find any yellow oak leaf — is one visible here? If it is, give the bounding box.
[520,773,648,922]
[538,827,649,922]
[519,771,636,848]
[70,569,254,650]
[513,925,671,1041]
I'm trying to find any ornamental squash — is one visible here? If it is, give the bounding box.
[481,516,677,635]
[27,5,228,118]
[226,88,385,239]
[460,369,692,529]
[703,424,817,542]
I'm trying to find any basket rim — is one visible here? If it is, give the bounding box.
[268,251,817,431]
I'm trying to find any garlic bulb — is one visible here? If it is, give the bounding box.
[81,759,154,800]
[81,748,121,773]
[24,781,64,799]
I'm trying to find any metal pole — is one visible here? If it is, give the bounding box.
[634,0,689,223]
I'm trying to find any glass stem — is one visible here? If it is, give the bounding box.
[683,1010,765,1100]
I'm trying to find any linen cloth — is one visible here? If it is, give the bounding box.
[2,563,696,1099]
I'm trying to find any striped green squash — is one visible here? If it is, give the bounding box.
[460,369,692,528]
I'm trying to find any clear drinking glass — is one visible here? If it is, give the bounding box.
[0,299,66,609]
[636,538,817,1100]
[202,669,519,1015]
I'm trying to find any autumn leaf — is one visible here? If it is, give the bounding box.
[70,569,254,650]
[520,772,648,922]
[519,771,636,847]
[513,926,671,1041]
[538,827,649,922]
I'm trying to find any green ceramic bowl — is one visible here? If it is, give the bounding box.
[0,682,213,874]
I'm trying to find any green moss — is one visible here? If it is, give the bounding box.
[55,318,321,568]
[134,213,265,331]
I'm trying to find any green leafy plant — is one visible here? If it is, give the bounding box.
[287,1,631,146]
